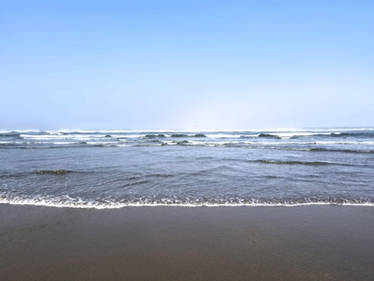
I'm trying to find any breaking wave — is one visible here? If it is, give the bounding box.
[1,128,374,150]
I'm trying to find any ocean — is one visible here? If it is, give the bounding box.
[0,128,373,208]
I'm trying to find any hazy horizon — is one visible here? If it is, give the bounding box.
[1,1,373,130]
[2,127,374,133]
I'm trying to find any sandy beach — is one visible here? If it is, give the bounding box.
[0,205,373,281]
[2,0,374,280]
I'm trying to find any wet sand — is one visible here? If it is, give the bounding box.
[0,205,373,281]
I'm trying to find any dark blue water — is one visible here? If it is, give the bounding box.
[0,128,373,208]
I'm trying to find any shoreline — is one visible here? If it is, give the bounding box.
[1,205,374,281]
[1,200,374,209]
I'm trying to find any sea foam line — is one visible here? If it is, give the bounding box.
[0,197,373,209]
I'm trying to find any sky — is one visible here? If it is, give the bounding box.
[1,0,373,130]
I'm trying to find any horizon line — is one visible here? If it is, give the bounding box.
[1,126,374,133]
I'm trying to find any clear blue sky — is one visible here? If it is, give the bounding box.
[1,0,373,130]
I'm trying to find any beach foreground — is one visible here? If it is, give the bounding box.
[0,205,373,281]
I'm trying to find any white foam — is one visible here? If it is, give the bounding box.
[0,141,23,144]
[315,141,374,145]
[20,134,107,140]
[41,141,77,145]
[205,134,240,138]
[0,196,373,209]
[274,132,331,138]
[111,134,144,138]
[186,140,218,146]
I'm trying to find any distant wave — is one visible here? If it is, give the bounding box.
[249,159,354,166]
[33,169,73,175]
[0,170,89,179]
[2,141,374,153]
[0,132,22,138]
[257,133,281,139]
[2,142,373,152]
[0,142,21,147]
[2,128,374,150]
[329,132,374,138]
[309,148,374,154]
[169,134,206,138]
[144,134,166,138]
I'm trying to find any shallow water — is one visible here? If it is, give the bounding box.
[0,128,373,208]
